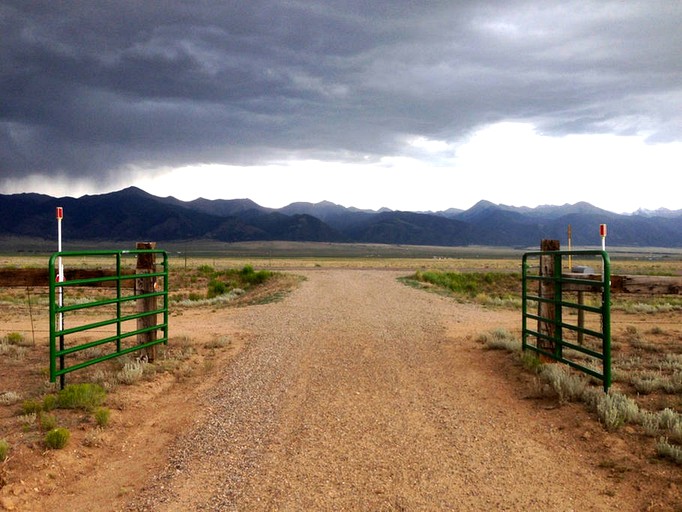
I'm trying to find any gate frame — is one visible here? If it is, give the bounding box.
[48,249,169,386]
[522,249,612,391]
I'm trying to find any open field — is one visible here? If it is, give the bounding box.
[0,246,681,510]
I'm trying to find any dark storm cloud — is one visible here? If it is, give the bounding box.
[1,0,680,183]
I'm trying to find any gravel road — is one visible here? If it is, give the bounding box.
[127,269,629,511]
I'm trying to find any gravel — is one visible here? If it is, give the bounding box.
[127,269,628,511]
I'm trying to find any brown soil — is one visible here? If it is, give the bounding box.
[1,268,681,511]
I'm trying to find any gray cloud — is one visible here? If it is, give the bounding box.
[1,0,680,184]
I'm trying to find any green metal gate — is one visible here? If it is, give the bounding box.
[522,250,611,391]
[48,249,168,385]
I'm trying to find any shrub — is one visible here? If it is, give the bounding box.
[657,438,682,465]
[197,264,215,276]
[94,407,110,427]
[39,413,57,431]
[596,392,640,431]
[0,439,9,461]
[5,332,24,345]
[42,394,58,411]
[663,372,682,394]
[632,373,665,394]
[0,342,27,360]
[412,271,521,300]
[641,411,661,436]
[57,383,106,411]
[45,427,70,449]
[117,360,146,385]
[207,278,228,298]
[21,398,43,415]
[0,391,22,406]
[478,328,520,352]
[520,351,542,372]
[540,364,587,403]
[658,408,680,431]
[239,265,271,285]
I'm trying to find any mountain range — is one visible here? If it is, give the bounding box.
[1,187,681,248]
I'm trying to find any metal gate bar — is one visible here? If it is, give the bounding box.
[48,249,168,385]
[522,250,611,391]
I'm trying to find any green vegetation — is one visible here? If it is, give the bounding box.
[42,393,58,411]
[173,264,275,302]
[407,270,521,307]
[0,439,9,461]
[56,383,106,411]
[5,332,25,345]
[44,427,70,449]
[20,398,43,415]
[205,264,273,298]
[94,407,111,427]
[39,412,58,431]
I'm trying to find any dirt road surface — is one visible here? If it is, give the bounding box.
[15,269,681,510]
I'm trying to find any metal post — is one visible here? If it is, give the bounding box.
[56,207,65,389]
[602,250,612,392]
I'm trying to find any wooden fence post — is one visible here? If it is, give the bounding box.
[136,242,157,362]
[538,239,560,361]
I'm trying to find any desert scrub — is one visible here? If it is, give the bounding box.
[39,412,58,431]
[204,335,231,349]
[0,439,9,461]
[5,332,25,345]
[410,270,521,302]
[57,383,106,411]
[0,391,22,406]
[201,264,274,299]
[117,359,146,385]
[596,392,640,431]
[615,297,682,314]
[0,339,28,360]
[44,427,70,449]
[174,289,245,307]
[520,351,542,372]
[94,407,111,427]
[539,364,587,403]
[656,438,682,465]
[478,328,520,352]
[20,398,43,415]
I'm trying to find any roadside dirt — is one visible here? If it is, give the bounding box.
[1,269,681,511]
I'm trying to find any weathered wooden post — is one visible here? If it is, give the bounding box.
[136,242,157,362]
[538,239,560,361]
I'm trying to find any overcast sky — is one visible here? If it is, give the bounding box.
[1,1,681,213]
